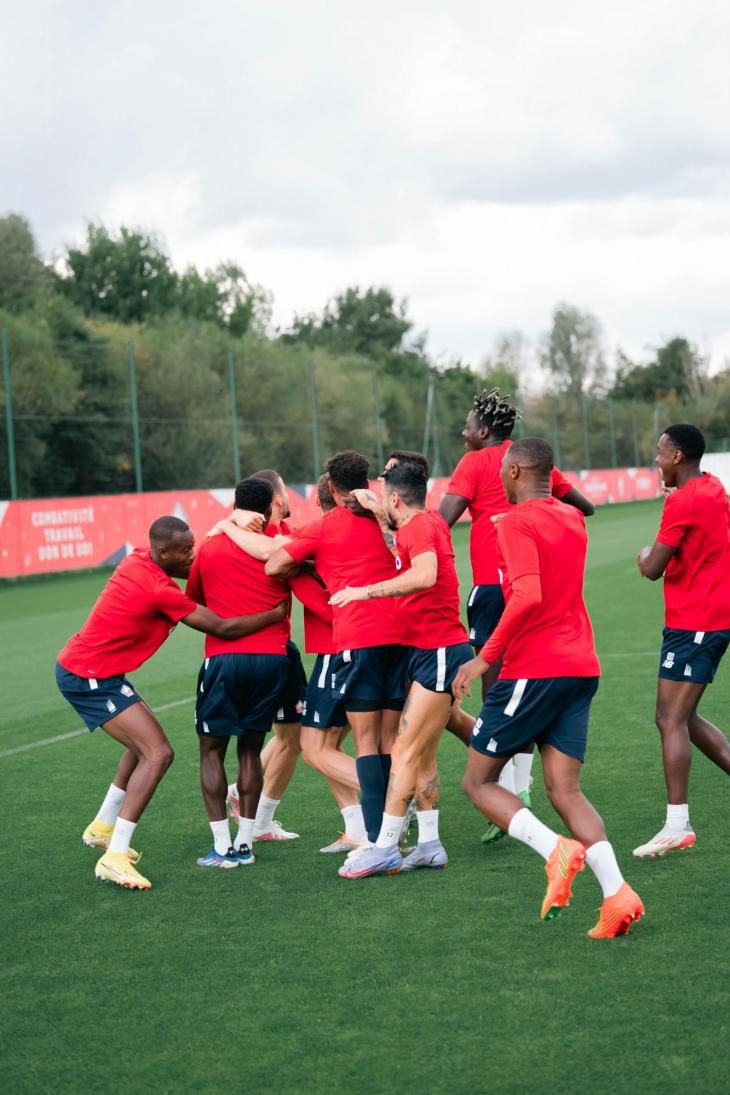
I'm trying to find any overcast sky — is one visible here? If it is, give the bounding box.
[3,1,730,378]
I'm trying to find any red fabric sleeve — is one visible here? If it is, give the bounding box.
[481,573,542,663]
[656,491,690,548]
[288,573,332,623]
[284,518,323,565]
[550,465,573,499]
[155,576,200,622]
[446,451,479,502]
[185,557,205,606]
[401,517,437,558]
[496,512,541,581]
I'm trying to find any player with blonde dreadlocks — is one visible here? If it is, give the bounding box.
[439,389,595,842]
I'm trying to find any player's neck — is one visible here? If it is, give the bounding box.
[397,506,425,528]
[674,466,703,489]
[515,485,552,505]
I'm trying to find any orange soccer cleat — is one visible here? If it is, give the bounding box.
[588,882,644,939]
[540,836,587,921]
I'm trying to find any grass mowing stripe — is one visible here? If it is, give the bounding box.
[0,696,194,759]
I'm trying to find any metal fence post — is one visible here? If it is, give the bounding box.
[127,341,143,492]
[552,402,562,467]
[607,398,617,467]
[631,401,640,466]
[372,368,385,472]
[431,380,442,476]
[422,374,434,459]
[227,351,241,483]
[581,392,591,469]
[308,360,321,482]
[2,327,18,500]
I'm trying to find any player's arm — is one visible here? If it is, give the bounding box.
[213,518,291,561]
[266,545,302,579]
[438,493,469,527]
[266,518,321,579]
[560,486,595,517]
[181,601,288,639]
[637,542,677,580]
[349,488,397,556]
[329,552,437,607]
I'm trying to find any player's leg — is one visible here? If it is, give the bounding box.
[444,704,475,745]
[94,703,175,889]
[82,748,139,851]
[348,710,385,843]
[252,642,307,839]
[301,726,367,851]
[233,731,267,864]
[401,736,449,870]
[687,708,730,772]
[196,734,239,868]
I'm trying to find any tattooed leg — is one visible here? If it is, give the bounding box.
[383,683,451,818]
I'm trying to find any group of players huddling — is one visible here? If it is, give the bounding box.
[56,388,730,939]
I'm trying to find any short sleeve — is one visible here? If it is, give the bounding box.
[550,466,573,499]
[402,517,437,558]
[185,557,205,606]
[447,452,480,502]
[285,517,323,565]
[289,573,332,623]
[656,491,690,548]
[497,513,541,581]
[155,577,199,622]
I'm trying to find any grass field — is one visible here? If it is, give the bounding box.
[1,499,728,1094]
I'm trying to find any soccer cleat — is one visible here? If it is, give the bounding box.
[338,844,403,879]
[253,819,300,841]
[319,834,362,854]
[540,836,587,921]
[481,790,531,845]
[401,839,448,871]
[588,882,645,939]
[82,819,140,863]
[196,846,239,869]
[343,839,374,864]
[226,785,241,824]
[632,827,696,858]
[236,843,255,865]
[95,850,152,890]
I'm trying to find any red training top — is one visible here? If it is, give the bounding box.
[58,548,198,678]
[446,442,573,585]
[656,472,730,630]
[289,572,335,655]
[482,498,600,679]
[285,507,401,651]
[186,534,290,656]
[395,510,469,649]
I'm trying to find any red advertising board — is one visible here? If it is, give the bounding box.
[0,467,660,579]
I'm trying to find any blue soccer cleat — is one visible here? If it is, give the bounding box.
[196,846,239,869]
[338,843,402,879]
[236,843,255,865]
[401,839,449,871]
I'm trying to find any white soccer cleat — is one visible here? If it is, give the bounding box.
[319,834,362,854]
[632,827,696,858]
[253,819,300,841]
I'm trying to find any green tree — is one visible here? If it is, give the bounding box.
[612,337,705,401]
[541,304,605,398]
[0,214,48,310]
[284,286,411,359]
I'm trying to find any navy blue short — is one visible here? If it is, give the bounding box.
[301,653,349,729]
[659,627,730,685]
[408,642,474,694]
[273,640,308,723]
[337,644,408,712]
[466,584,505,646]
[55,662,143,731]
[196,653,289,738]
[470,676,600,763]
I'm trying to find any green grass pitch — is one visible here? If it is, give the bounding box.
[1,500,727,1094]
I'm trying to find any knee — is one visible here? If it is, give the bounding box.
[461,773,478,803]
[301,744,319,770]
[150,743,174,771]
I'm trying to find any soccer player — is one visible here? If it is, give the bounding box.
[330,461,474,878]
[440,388,594,838]
[56,516,285,889]
[231,468,305,841]
[266,451,407,847]
[455,438,644,938]
[634,424,730,857]
[186,476,296,868]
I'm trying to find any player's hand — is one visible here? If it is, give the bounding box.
[271,598,289,621]
[230,508,265,532]
[351,488,379,512]
[329,585,368,607]
[206,520,226,538]
[452,656,488,701]
[490,513,505,527]
[637,546,651,574]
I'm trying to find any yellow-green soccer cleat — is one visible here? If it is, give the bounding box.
[82,819,140,863]
[94,851,152,890]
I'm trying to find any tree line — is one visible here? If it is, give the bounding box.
[0,212,728,499]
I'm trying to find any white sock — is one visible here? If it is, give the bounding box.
[236,817,255,850]
[666,803,690,831]
[227,782,238,801]
[210,819,231,856]
[254,794,279,831]
[341,804,367,841]
[586,840,624,898]
[96,783,126,826]
[417,809,440,843]
[376,812,404,848]
[513,752,534,795]
[507,808,557,861]
[498,760,515,793]
[108,817,137,854]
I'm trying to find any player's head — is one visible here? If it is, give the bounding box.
[149,515,195,578]
[378,449,430,481]
[250,468,290,520]
[463,388,522,451]
[657,424,705,487]
[326,450,369,505]
[501,436,553,504]
[234,476,274,530]
[382,461,428,527]
[315,472,336,514]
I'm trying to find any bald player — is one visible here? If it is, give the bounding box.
[56,516,284,890]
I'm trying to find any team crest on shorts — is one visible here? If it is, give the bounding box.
[120,684,135,697]
[662,652,675,669]
[295,700,304,714]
